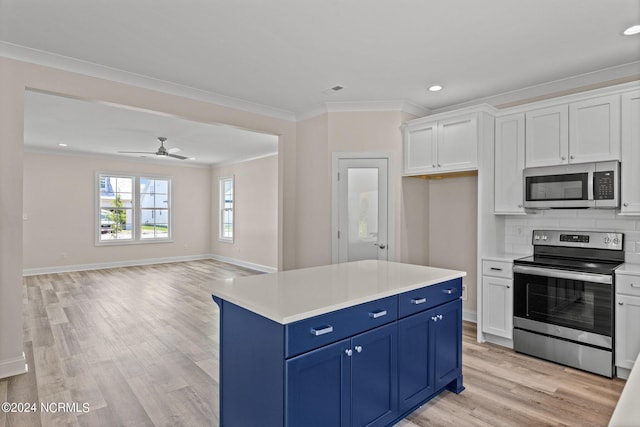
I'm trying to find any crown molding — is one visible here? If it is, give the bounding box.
[429,61,640,115]
[297,100,430,121]
[0,41,297,122]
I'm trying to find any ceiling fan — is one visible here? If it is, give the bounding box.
[119,137,188,160]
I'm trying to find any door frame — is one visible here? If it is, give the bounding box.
[331,152,395,264]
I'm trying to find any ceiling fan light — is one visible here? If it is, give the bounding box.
[428,85,443,92]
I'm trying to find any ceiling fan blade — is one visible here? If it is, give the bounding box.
[167,147,181,153]
[118,151,156,154]
[167,153,189,160]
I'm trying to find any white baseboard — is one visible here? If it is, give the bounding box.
[208,254,277,273]
[23,254,212,276]
[0,353,28,380]
[463,309,477,323]
[23,254,277,276]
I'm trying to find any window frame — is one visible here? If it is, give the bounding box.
[96,172,173,245]
[219,175,234,243]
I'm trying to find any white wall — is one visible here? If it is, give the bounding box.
[210,155,278,270]
[23,151,212,272]
[427,175,478,316]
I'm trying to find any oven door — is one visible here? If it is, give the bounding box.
[513,265,613,340]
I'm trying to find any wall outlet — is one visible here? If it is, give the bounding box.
[462,284,467,301]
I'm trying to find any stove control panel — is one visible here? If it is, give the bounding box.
[532,230,623,251]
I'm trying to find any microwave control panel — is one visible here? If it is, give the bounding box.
[593,170,615,200]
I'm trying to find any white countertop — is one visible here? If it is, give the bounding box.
[615,263,640,275]
[609,354,640,426]
[207,260,466,324]
[482,252,530,263]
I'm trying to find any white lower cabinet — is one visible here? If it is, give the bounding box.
[615,271,640,373]
[481,260,513,340]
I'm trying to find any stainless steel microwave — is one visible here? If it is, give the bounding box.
[523,161,620,209]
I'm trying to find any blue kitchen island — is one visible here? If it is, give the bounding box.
[209,260,466,427]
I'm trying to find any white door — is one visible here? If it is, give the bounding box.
[334,157,389,263]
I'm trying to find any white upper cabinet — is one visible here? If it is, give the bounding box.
[569,94,620,163]
[494,114,525,214]
[404,123,438,175]
[525,94,621,168]
[525,105,568,168]
[403,111,483,176]
[437,114,478,172]
[620,90,640,214]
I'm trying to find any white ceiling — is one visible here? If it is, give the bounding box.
[2,0,640,163]
[23,91,279,166]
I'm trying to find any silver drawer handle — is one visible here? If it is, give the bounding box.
[310,325,333,336]
[630,283,640,288]
[490,267,503,271]
[411,297,427,305]
[443,288,457,295]
[369,309,387,319]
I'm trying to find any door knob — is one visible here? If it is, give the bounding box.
[374,243,387,249]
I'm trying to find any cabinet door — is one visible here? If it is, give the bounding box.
[432,299,463,391]
[494,114,525,214]
[482,276,513,339]
[437,114,478,172]
[398,309,434,412]
[351,323,398,427]
[285,338,351,427]
[620,90,640,214]
[404,123,438,175]
[525,105,569,167]
[615,294,640,370]
[569,94,620,163]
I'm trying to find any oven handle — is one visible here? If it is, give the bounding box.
[513,265,612,285]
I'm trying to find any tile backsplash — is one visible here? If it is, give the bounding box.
[503,209,640,264]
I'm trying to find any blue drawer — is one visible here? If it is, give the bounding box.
[398,278,462,318]
[285,295,397,358]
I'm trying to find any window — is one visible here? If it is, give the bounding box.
[98,174,171,243]
[219,176,234,242]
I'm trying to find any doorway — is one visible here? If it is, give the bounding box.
[331,153,393,263]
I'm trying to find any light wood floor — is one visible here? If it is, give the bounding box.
[0,260,626,427]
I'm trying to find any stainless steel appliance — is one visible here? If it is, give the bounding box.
[513,230,624,377]
[523,160,620,209]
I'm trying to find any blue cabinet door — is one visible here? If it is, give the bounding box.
[398,299,463,413]
[398,309,434,412]
[351,322,398,427]
[433,299,463,391]
[285,338,352,427]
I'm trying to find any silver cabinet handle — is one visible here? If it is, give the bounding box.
[618,301,624,306]
[437,314,443,320]
[374,243,387,249]
[432,164,436,168]
[431,316,438,322]
[518,204,523,208]
[443,288,457,295]
[490,267,503,271]
[630,283,640,288]
[345,349,353,356]
[369,309,387,319]
[310,325,333,336]
[411,297,426,305]
[355,345,363,353]
[624,202,629,207]
[506,285,511,289]
[561,156,566,160]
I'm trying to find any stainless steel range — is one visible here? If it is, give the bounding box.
[513,230,624,377]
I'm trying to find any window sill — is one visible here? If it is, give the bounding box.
[96,239,175,247]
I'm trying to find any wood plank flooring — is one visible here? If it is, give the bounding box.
[0,260,626,427]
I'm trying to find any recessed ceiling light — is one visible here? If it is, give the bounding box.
[623,25,640,35]
[58,143,68,147]
[428,85,443,92]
